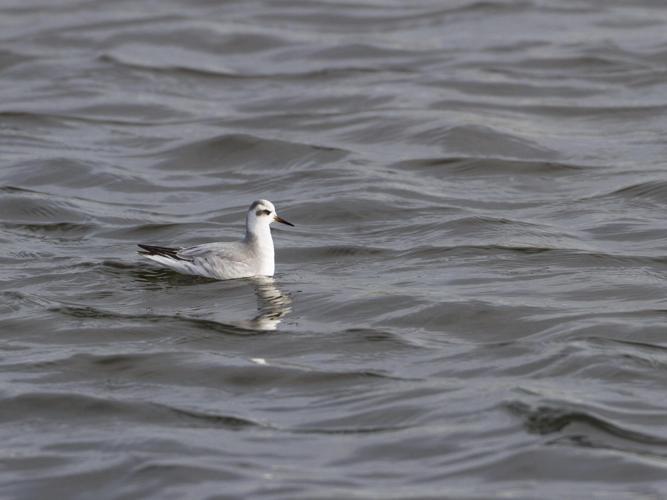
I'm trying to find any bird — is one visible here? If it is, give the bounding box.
[138,199,293,280]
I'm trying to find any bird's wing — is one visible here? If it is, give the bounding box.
[177,242,247,263]
[177,242,256,279]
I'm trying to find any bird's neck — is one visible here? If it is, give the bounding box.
[245,223,275,275]
[245,223,274,253]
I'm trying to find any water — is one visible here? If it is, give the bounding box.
[1,0,667,498]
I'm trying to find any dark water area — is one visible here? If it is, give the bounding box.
[1,0,667,498]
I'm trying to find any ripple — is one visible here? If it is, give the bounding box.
[597,180,667,204]
[508,401,667,445]
[1,222,95,241]
[0,392,263,430]
[390,157,587,177]
[416,124,559,160]
[0,191,86,224]
[151,133,348,172]
[100,46,242,77]
[285,245,390,262]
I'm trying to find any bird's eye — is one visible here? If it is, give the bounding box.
[262,209,271,215]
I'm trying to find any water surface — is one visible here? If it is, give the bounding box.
[1,1,667,498]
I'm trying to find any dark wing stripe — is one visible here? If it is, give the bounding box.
[137,244,191,261]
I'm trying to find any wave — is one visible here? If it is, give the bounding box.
[150,133,348,171]
[508,401,667,445]
[589,180,667,204]
[390,157,588,176]
[0,392,264,430]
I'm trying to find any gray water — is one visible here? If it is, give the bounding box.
[1,1,667,498]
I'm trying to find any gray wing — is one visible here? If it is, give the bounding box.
[177,242,240,259]
[177,242,255,279]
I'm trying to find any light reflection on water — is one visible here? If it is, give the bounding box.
[235,276,292,332]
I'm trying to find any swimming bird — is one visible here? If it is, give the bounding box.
[138,199,293,280]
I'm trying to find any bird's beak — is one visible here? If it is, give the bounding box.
[274,215,294,227]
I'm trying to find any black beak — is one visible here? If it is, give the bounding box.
[274,215,294,227]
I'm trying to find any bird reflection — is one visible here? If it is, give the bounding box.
[132,265,291,332]
[235,276,292,331]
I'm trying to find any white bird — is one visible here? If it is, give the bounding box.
[138,199,293,280]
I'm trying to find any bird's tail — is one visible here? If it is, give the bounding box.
[137,244,188,261]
